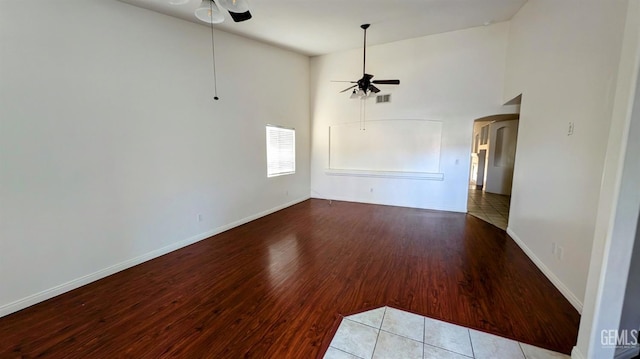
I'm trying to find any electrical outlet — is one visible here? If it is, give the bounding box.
[197,214,203,222]
[370,188,374,193]
[558,246,564,261]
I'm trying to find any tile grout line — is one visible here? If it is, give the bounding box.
[422,316,426,359]
[338,307,567,359]
[379,311,472,358]
[378,328,425,344]
[329,346,366,359]
[329,317,378,359]
[420,315,427,359]
[468,328,476,359]
[343,317,383,332]
[377,326,471,357]
[518,342,527,359]
[424,343,475,358]
[369,307,387,359]
[424,343,475,359]
[377,307,428,344]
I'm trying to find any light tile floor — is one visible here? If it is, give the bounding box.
[467,188,510,230]
[324,307,570,359]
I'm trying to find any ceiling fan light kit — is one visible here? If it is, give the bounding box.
[217,0,249,14]
[195,0,225,24]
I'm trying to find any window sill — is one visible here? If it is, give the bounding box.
[268,172,295,178]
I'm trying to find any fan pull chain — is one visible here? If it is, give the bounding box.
[362,98,366,131]
[209,2,219,101]
[359,97,367,131]
[359,99,363,130]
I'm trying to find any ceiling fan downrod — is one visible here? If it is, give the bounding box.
[361,23,369,77]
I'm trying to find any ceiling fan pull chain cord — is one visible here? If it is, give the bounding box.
[363,99,366,131]
[210,2,219,100]
[359,99,362,130]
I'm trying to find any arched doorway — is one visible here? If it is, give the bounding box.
[468,113,520,230]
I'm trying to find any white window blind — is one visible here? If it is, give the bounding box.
[266,125,295,177]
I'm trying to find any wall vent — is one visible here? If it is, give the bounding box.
[376,94,391,103]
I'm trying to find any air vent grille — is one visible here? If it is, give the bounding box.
[376,94,391,103]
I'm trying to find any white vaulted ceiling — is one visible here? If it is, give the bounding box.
[117,0,527,56]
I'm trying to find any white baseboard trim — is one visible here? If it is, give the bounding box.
[0,196,310,318]
[615,347,640,359]
[308,194,466,213]
[506,227,584,313]
[572,346,586,359]
[571,345,640,359]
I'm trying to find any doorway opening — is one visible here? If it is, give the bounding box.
[467,113,520,230]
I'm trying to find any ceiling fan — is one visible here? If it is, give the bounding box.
[337,24,400,99]
[170,0,252,23]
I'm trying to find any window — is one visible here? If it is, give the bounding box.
[266,125,295,177]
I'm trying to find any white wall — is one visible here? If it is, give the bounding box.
[310,23,517,212]
[503,0,629,311]
[578,54,640,359]
[0,0,310,316]
[574,0,640,353]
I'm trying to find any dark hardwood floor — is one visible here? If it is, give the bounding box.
[0,199,580,358]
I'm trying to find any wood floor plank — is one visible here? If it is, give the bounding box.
[0,199,580,357]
